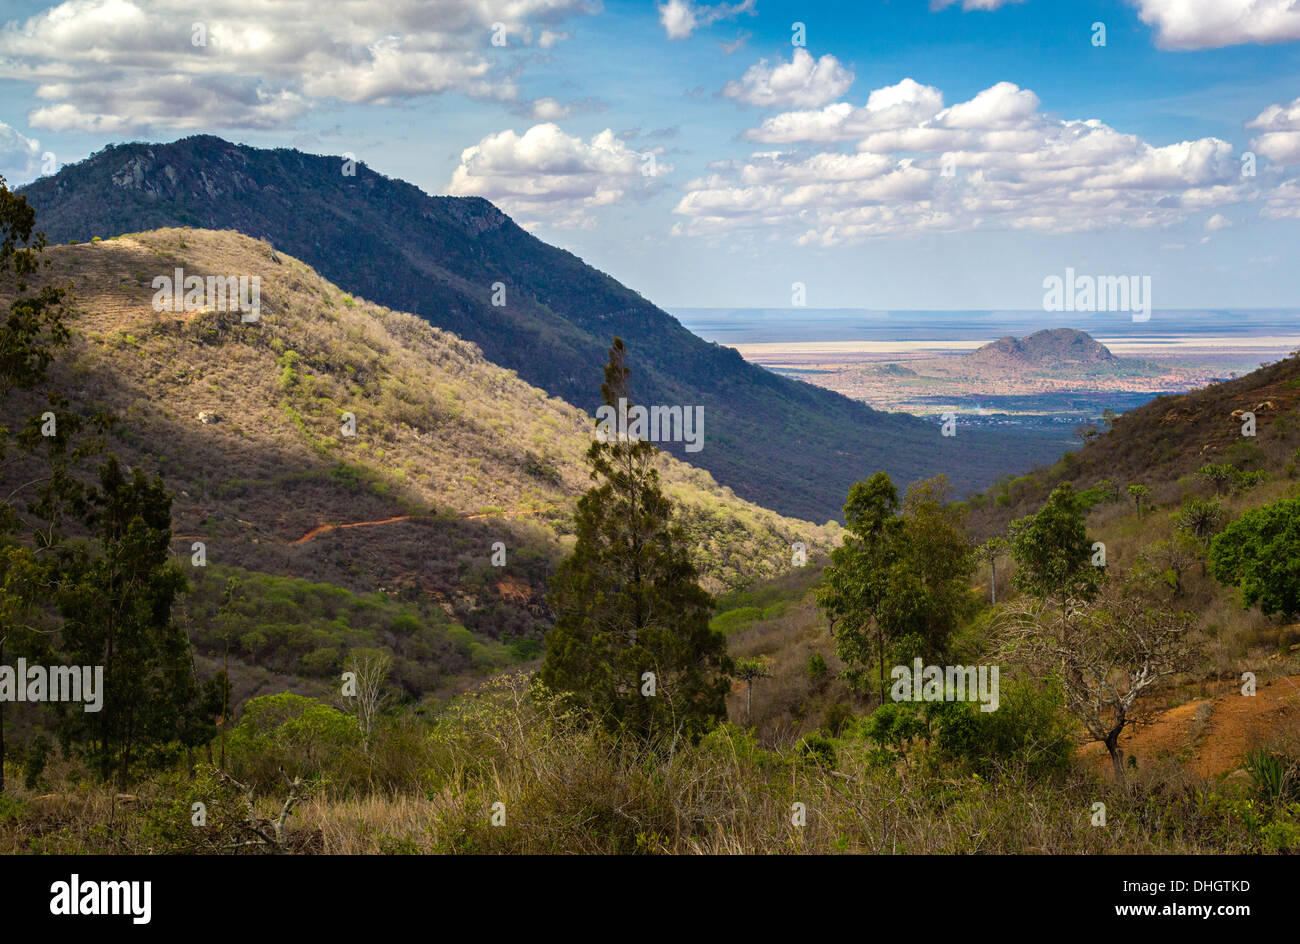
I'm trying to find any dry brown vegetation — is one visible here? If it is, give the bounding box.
[0,228,839,696]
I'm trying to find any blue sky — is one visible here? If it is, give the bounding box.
[2,0,1300,310]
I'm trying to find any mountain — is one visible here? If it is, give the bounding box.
[968,328,1118,368]
[20,135,1038,521]
[0,228,839,702]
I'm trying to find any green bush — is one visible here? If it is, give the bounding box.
[229,693,360,789]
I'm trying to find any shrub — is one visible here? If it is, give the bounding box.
[228,693,361,789]
[807,652,828,680]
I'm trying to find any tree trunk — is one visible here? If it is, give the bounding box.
[990,560,997,605]
[746,681,752,724]
[1104,724,1126,785]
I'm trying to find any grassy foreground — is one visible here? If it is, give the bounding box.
[3,673,1297,855]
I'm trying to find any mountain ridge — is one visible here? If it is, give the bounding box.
[19,134,1041,521]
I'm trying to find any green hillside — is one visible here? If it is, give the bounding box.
[18,135,1057,522]
[0,227,840,702]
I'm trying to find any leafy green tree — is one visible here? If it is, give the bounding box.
[1209,498,1300,619]
[56,458,220,783]
[229,693,360,789]
[540,338,730,743]
[817,472,903,699]
[0,175,71,791]
[818,473,973,700]
[0,174,69,405]
[1010,483,1100,624]
[1127,483,1150,517]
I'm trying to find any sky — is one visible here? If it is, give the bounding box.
[2,0,1300,311]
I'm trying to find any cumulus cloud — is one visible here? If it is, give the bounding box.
[0,0,596,132]
[721,49,854,109]
[674,78,1251,244]
[448,123,673,229]
[0,121,41,183]
[1205,213,1231,231]
[1135,0,1300,49]
[744,78,946,143]
[658,0,755,40]
[1247,94,1300,165]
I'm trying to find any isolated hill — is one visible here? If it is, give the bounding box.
[968,328,1118,368]
[21,135,1033,521]
[0,228,839,699]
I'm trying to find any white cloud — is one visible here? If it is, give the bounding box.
[0,121,41,183]
[658,0,755,40]
[529,97,573,120]
[674,78,1251,244]
[1247,94,1300,165]
[1135,0,1300,49]
[745,79,946,143]
[721,49,854,109]
[0,0,597,132]
[1261,177,1300,219]
[448,123,672,229]
[1205,213,1231,231]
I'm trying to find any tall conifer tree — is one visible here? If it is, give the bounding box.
[541,338,730,742]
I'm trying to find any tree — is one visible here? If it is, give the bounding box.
[56,457,219,784]
[1010,483,1101,626]
[1176,498,1225,548]
[818,473,972,700]
[733,656,771,724]
[342,648,391,753]
[1135,534,1199,597]
[1127,483,1150,517]
[1197,463,1237,496]
[1002,581,1196,782]
[975,535,1008,604]
[1209,498,1300,620]
[540,338,730,743]
[0,174,70,792]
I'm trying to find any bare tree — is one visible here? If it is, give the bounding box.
[215,769,315,854]
[1000,581,1198,783]
[342,649,392,752]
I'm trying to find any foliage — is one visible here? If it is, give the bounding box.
[228,693,360,789]
[1209,498,1300,619]
[818,472,974,700]
[1009,483,1100,619]
[541,339,731,743]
